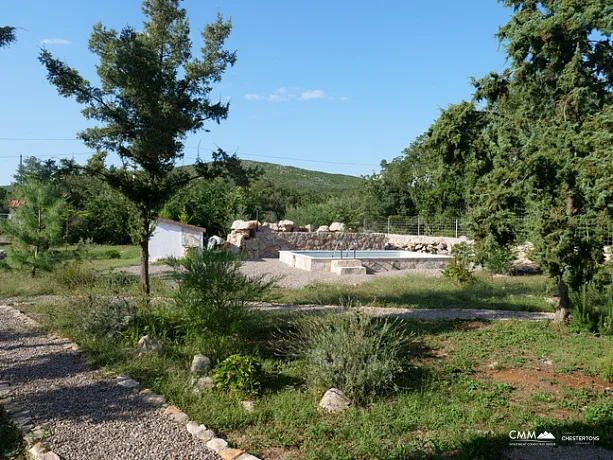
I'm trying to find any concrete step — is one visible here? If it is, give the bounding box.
[336,266,367,275]
[330,259,363,269]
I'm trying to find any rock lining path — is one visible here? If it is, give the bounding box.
[0,305,220,460]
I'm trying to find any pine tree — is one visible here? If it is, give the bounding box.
[39,0,255,294]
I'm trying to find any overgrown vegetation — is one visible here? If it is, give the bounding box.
[0,406,22,460]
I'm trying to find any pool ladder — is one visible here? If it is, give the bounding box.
[332,238,358,259]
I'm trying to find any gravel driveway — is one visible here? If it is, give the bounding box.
[118,258,441,289]
[0,305,219,460]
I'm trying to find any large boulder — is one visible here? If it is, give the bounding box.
[231,220,259,231]
[329,222,346,232]
[318,388,351,413]
[278,220,294,232]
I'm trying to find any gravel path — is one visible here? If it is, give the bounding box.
[117,258,442,289]
[250,303,555,321]
[0,305,219,460]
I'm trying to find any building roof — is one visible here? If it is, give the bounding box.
[156,217,206,233]
[9,200,26,209]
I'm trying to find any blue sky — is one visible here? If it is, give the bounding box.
[0,0,512,185]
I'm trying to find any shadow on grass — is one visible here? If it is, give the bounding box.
[437,420,613,460]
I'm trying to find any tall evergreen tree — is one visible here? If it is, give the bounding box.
[468,0,613,321]
[40,0,254,294]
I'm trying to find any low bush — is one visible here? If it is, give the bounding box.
[55,261,99,290]
[291,313,411,405]
[170,251,276,335]
[102,248,122,259]
[569,283,613,337]
[443,242,476,285]
[597,356,613,383]
[45,295,136,338]
[213,354,264,395]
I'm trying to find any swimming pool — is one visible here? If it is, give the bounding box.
[279,250,450,273]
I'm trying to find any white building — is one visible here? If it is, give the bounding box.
[149,218,206,261]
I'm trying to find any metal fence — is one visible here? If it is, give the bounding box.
[361,215,613,245]
[362,216,470,238]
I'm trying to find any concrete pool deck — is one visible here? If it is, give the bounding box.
[279,250,450,273]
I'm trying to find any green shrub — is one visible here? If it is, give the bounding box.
[170,251,276,335]
[584,401,613,424]
[47,295,137,338]
[292,313,411,405]
[102,248,121,259]
[55,262,99,289]
[442,242,476,285]
[213,354,264,395]
[483,245,514,275]
[569,284,613,336]
[597,357,613,383]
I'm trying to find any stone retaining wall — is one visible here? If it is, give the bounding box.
[239,228,387,258]
[235,229,466,259]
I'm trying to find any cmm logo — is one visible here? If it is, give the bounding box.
[509,431,556,442]
[509,431,536,440]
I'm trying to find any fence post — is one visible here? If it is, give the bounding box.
[455,219,458,238]
[387,217,390,235]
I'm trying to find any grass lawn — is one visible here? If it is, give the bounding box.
[21,300,613,460]
[273,273,556,313]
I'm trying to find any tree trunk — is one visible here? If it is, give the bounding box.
[554,277,570,324]
[140,237,150,296]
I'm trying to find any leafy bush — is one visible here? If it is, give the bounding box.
[569,284,613,336]
[597,356,613,383]
[47,295,137,338]
[442,242,476,285]
[291,313,411,405]
[103,248,121,259]
[55,262,98,289]
[170,251,276,335]
[483,244,514,275]
[213,354,264,395]
[584,401,613,424]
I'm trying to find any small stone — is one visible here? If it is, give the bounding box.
[541,358,553,366]
[28,443,61,460]
[218,448,246,460]
[137,335,163,354]
[487,361,499,370]
[318,388,351,413]
[241,400,255,413]
[191,354,212,375]
[236,455,262,460]
[116,377,139,388]
[192,376,215,393]
[163,405,181,415]
[140,391,165,405]
[206,437,229,451]
[163,405,188,423]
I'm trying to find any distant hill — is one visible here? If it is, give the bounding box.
[240,160,363,194]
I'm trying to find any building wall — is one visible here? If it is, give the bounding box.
[149,220,203,261]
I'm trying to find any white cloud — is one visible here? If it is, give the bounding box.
[245,87,339,102]
[41,38,72,45]
[300,89,326,100]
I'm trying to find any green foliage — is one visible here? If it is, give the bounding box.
[44,295,136,338]
[0,26,16,48]
[480,239,514,275]
[39,0,258,294]
[584,401,613,424]
[103,248,121,259]
[597,356,613,383]
[0,406,22,459]
[569,284,613,336]
[442,242,476,285]
[284,193,364,228]
[0,180,69,276]
[213,354,264,395]
[292,313,411,405]
[170,250,275,335]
